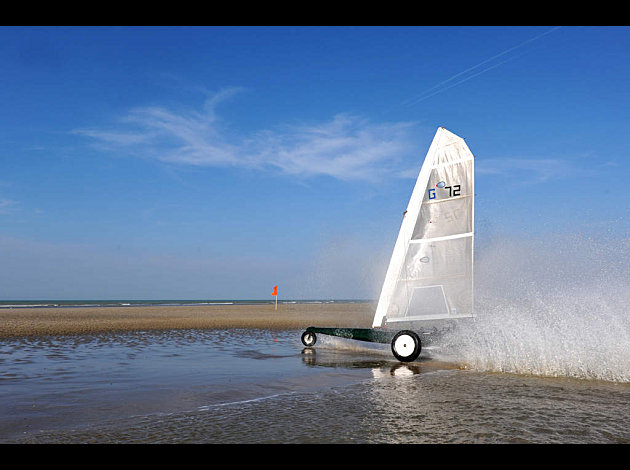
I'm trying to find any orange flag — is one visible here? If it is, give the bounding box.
[272,285,278,296]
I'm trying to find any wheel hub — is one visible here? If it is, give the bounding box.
[393,334,415,357]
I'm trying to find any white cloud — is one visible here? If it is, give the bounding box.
[73,88,417,182]
[255,114,415,181]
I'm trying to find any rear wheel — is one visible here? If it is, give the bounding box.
[301,331,317,347]
[391,330,421,362]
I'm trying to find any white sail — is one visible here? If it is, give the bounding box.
[372,127,474,328]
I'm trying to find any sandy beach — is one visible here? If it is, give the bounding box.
[0,302,375,339]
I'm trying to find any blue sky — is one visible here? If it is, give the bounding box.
[1,26,628,300]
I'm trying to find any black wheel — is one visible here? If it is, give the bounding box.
[301,331,317,347]
[391,330,421,362]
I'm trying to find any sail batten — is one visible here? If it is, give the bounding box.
[408,232,473,244]
[372,127,474,328]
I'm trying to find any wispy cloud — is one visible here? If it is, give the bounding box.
[253,114,415,180]
[72,88,418,182]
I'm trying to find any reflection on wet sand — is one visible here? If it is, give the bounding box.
[300,346,460,377]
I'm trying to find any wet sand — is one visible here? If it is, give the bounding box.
[0,303,375,339]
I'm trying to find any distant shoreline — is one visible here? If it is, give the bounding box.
[0,302,375,339]
[0,299,372,309]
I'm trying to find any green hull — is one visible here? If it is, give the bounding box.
[305,326,396,344]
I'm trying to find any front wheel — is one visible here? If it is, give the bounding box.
[301,331,317,347]
[391,330,421,362]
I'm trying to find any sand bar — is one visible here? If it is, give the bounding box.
[0,303,376,339]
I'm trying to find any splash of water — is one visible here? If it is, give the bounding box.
[438,234,630,382]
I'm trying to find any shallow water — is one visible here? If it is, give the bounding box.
[1,328,630,443]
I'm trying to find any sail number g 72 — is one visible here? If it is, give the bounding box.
[428,184,461,200]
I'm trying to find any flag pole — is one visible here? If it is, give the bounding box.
[272,285,278,310]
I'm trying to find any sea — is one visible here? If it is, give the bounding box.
[0,299,343,309]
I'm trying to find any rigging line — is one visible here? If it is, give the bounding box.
[402,26,562,107]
